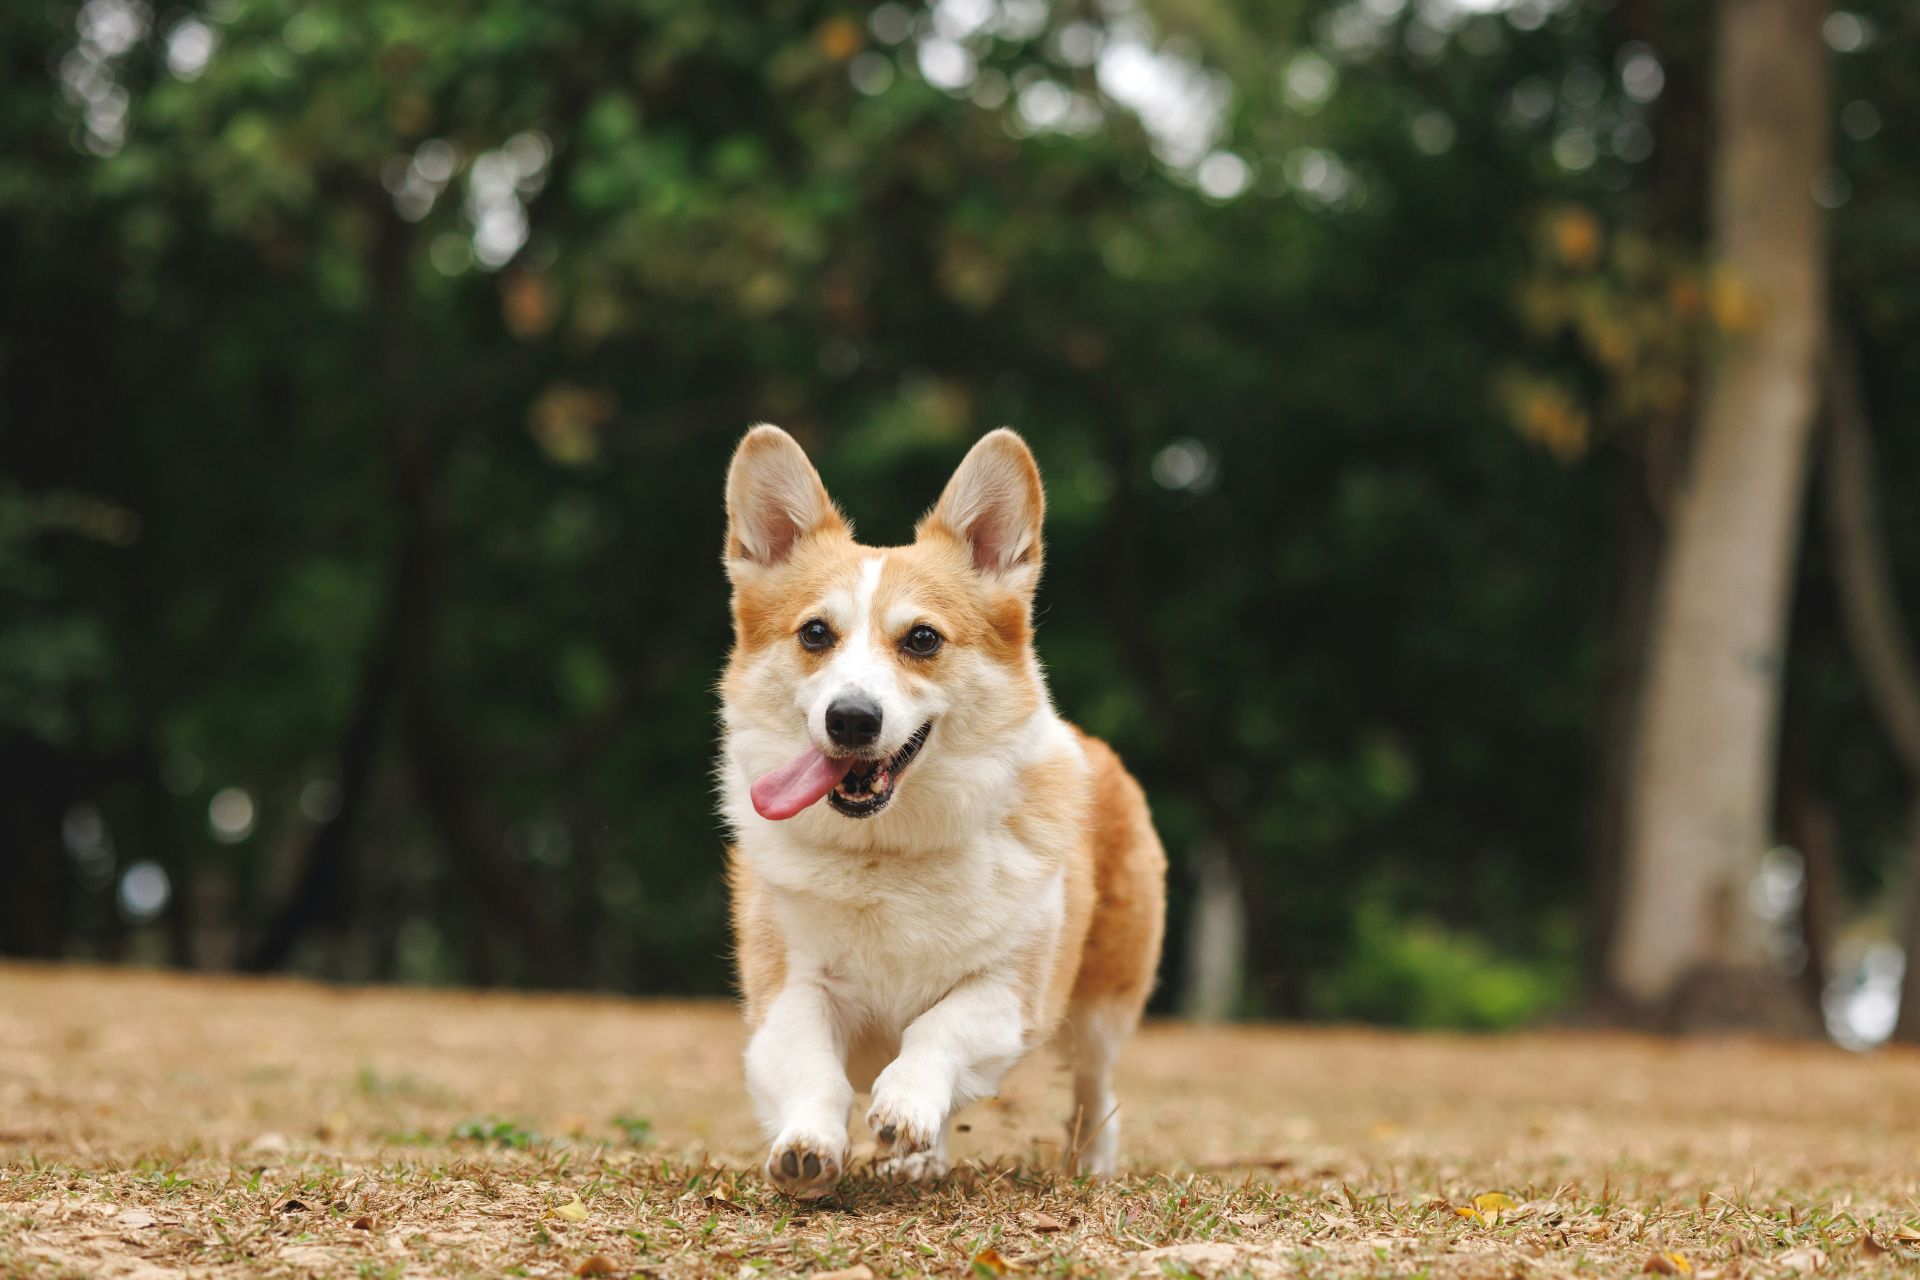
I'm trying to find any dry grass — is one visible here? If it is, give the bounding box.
[1,964,1915,1279]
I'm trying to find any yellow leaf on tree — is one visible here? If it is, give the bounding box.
[529,384,613,466]
[502,271,558,339]
[815,16,862,60]
[1551,208,1603,271]
[1708,269,1764,334]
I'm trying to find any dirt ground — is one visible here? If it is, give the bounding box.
[1,964,1915,1278]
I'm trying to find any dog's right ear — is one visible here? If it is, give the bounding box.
[724,424,847,573]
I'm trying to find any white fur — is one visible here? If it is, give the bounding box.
[727,693,1088,1184]
[805,557,908,750]
[747,982,853,1197]
[1065,1000,1129,1175]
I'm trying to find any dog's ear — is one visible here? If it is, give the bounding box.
[725,424,847,571]
[921,428,1045,593]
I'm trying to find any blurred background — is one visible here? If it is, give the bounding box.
[2,0,1915,1046]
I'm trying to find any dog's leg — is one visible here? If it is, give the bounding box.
[866,976,1026,1181]
[747,981,852,1199]
[1065,1000,1130,1176]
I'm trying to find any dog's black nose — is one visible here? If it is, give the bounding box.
[825,696,883,750]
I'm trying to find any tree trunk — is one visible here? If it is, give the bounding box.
[1181,843,1248,1022]
[242,529,421,972]
[1823,335,1920,782]
[1606,0,1828,1017]
[1898,801,1920,1043]
[1821,332,1920,1041]
[1775,765,1838,1002]
[0,738,77,959]
[1097,425,1280,1013]
[403,681,573,988]
[1584,451,1665,999]
[1583,1,1709,1010]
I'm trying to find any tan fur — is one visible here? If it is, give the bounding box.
[729,530,868,657]
[1066,730,1168,1011]
[727,851,786,1029]
[1006,751,1099,1032]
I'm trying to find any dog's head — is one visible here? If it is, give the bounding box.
[719,424,1050,841]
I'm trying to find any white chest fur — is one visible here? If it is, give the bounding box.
[742,816,1067,1033]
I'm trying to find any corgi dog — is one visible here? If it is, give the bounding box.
[718,424,1167,1199]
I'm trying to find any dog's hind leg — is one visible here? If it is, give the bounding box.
[1057,731,1165,1177]
[1064,1000,1131,1176]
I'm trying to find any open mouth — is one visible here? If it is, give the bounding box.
[826,721,932,818]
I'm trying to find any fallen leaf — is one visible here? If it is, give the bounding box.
[352,1214,374,1231]
[1778,1247,1828,1274]
[275,1198,309,1214]
[552,1198,589,1223]
[575,1256,619,1277]
[1645,1250,1692,1274]
[1893,1226,1920,1244]
[1459,1192,1519,1226]
[972,1247,1012,1275]
[1027,1212,1066,1234]
[114,1208,157,1229]
[810,1267,875,1280]
[1858,1235,1888,1257]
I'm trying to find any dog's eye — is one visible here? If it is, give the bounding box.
[902,625,943,657]
[798,619,835,651]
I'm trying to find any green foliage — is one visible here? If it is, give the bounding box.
[1308,902,1574,1031]
[612,1114,656,1147]
[0,0,1914,1028]
[451,1118,542,1150]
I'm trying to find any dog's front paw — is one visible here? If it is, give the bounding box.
[866,1079,946,1158]
[764,1131,846,1200]
[876,1147,952,1183]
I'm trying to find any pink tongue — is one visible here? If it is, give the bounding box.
[750,747,848,821]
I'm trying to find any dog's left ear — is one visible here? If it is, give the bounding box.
[921,428,1045,594]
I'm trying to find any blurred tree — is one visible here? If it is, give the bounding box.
[1606,0,1830,1025]
[1822,335,1920,1040]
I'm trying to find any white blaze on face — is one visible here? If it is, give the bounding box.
[806,556,910,752]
